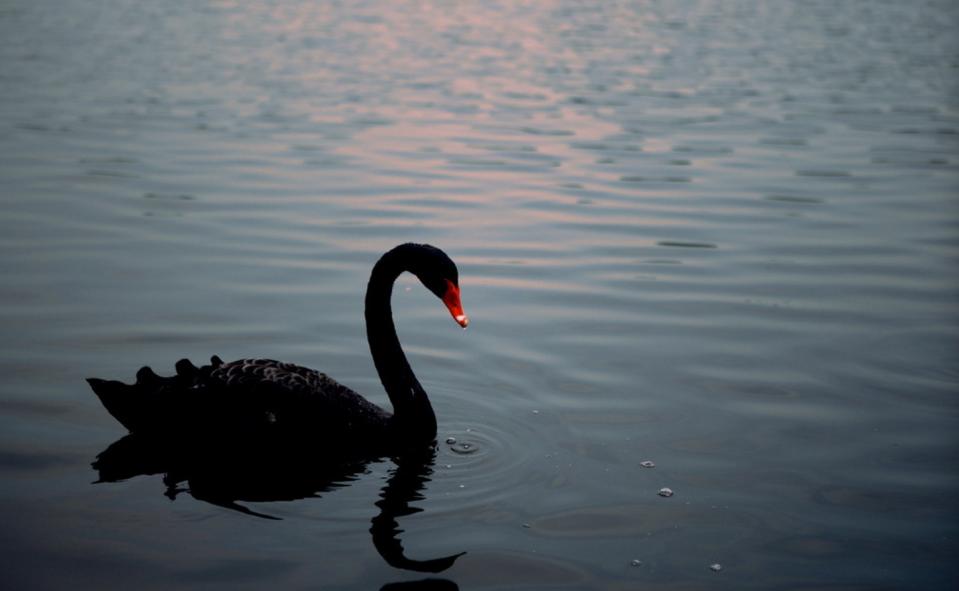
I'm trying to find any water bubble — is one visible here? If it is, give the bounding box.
[532,409,540,415]
[450,442,477,455]
[640,460,655,468]
[630,559,643,567]
[658,487,674,498]
[445,436,456,444]
[710,563,723,572]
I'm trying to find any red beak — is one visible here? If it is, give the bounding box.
[442,279,469,328]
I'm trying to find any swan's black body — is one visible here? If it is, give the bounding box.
[87,243,467,451]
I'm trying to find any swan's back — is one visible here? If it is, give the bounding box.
[88,356,392,444]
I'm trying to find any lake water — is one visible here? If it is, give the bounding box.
[1,0,957,589]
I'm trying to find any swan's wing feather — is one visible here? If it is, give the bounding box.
[209,358,365,402]
[206,358,391,433]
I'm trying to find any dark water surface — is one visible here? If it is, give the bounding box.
[2,1,958,589]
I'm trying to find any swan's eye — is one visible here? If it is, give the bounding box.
[442,279,469,328]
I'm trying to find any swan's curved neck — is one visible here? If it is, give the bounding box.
[365,248,437,441]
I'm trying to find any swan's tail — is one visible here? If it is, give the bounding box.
[87,357,221,433]
[87,376,142,432]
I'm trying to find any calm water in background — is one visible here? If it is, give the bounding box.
[1,0,957,589]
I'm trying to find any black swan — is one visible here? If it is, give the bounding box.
[87,243,469,450]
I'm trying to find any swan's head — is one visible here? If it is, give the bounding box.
[406,243,469,329]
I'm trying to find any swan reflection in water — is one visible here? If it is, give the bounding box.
[92,435,465,576]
